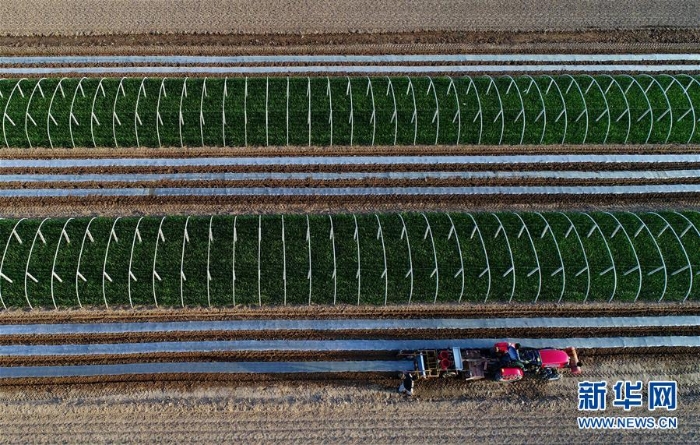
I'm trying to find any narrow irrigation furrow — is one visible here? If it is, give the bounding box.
[2,316,697,336]
[1,337,699,357]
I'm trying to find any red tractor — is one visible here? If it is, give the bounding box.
[399,342,581,384]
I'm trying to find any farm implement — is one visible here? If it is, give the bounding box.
[399,342,582,384]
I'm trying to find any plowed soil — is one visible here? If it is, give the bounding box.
[2,1,699,62]
[2,193,700,219]
[0,353,697,443]
[2,30,700,57]
[3,1,699,36]
[1,144,697,160]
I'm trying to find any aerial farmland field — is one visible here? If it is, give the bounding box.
[1,74,699,149]
[0,211,699,310]
[0,1,698,443]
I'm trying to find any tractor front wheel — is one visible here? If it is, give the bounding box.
[539,368,561,382]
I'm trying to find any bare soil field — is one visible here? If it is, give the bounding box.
[3,37,700,59]
[2,302,698,324]
[2,31,700,57]
[0,353,697,443]
[2,2,699,59]
[2,194,700,219]
[3,1,700,37]
[1,144,697,160]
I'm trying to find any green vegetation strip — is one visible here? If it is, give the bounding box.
[0,211,698,309]
[1,74,699,148]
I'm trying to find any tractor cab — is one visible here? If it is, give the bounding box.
[518,348,543,370]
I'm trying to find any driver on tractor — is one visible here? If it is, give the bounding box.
[495,342,525,370]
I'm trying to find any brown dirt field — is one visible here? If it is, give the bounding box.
[3,1,700,37]
[0,353,696,443]
[2,30,700,57]
[2,301,697,324]
[1,144,698,160]
[1,193,699,219]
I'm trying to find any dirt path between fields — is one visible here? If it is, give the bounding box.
[2,30,700,58]
[3,1,700,37]
[0,144,698,160]
[2,302,698,324]
[1,193,699,218]
[0,353,696,443]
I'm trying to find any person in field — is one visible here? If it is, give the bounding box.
[398,372,417,396]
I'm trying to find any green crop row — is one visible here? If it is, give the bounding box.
[0,74,698,148]
[0,211,698,309]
